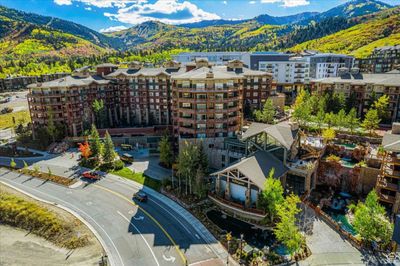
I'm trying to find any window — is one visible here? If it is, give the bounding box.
[215,83,223,89]
[215,103,224,110]
[196,83,205,89]
[197,104,207,110]
[182,81,190,88]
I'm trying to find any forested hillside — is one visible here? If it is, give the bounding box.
[289,7,400,58]
[0,0,397,78]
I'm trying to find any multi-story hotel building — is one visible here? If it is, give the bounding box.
[173,52,251,66]
[376,123,400,215]
[355,45,400,74]
[1,73,69,92]
[27,59,272,140]
[172,58,272,139]
[27,67,112,137]
[311,68,400,124]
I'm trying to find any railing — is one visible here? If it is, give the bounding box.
[208,192,266,215]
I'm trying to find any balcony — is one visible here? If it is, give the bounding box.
[378,192,396,204]
[208,193,266,221]
[377,179,399,192]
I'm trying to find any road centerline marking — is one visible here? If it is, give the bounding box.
[94,184,187,265]
[117,211,160,266]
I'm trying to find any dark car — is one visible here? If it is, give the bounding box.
[82,170,101,180]
[134,192,148,202]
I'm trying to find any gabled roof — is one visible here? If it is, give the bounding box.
[242,121,298,150]
[27,75,109,89]
[382,133,400,152]
[212,150,288,189]
[312,73,400,86]
[96,63,118,68]
[106,68,170,77]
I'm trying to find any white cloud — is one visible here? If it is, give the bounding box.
[249,0,256,4]
[104,0,220,25]
[54,0,143,8]
[54,0,72,5]
[85,6,92,10]
[222,1,227,5]
[99,25,128,32]
[261,0,310,7]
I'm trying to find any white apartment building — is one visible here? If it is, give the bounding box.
[173,52,251,66]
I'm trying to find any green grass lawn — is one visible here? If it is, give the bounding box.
[0,110,31,129]
[110,167,161,191]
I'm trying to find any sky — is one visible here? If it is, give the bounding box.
[0,0,399,32]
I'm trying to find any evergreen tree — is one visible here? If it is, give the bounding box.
[345,92,357,113]
[336,109,347,131]
[92,99,106,128]
[159,135,174,168]
[89,124,102,163]
[46,107,57,143]
[254,99,276,124]
[346,108,360,134]
[102,131,116,165]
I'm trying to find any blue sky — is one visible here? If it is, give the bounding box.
[0,0,399,32]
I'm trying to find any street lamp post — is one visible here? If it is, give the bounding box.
[239,233,244,259]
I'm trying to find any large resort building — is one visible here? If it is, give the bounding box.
[376,123,400,214]
[172,59,272,139]
[27,59,272,139]
[311,68,400,123]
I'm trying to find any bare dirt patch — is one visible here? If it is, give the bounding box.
[0,184,104,265]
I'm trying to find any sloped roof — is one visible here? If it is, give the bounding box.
[171,65,270,80]
[312,73,400,86]
[96,63,118,68]
[242,121,298,150]
[106,67,170,77]
[212,150,288,189]
[27,75,109,89]
[382,133,400,152]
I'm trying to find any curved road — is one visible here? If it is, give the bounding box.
[0,168,226,266]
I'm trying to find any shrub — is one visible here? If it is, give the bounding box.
[113,160,125,170]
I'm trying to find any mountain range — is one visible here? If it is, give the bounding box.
[0,0,398,77]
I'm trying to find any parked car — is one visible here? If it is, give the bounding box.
[82,170,101,180]
[120,153,134,163]
[134,192,148,202]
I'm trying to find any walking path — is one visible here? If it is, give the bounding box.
[300,206,400,266]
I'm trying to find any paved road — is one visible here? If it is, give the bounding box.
[0,168,226,266]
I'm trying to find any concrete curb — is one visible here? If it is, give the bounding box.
[106,173,230,261]
[0,181,113,266]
